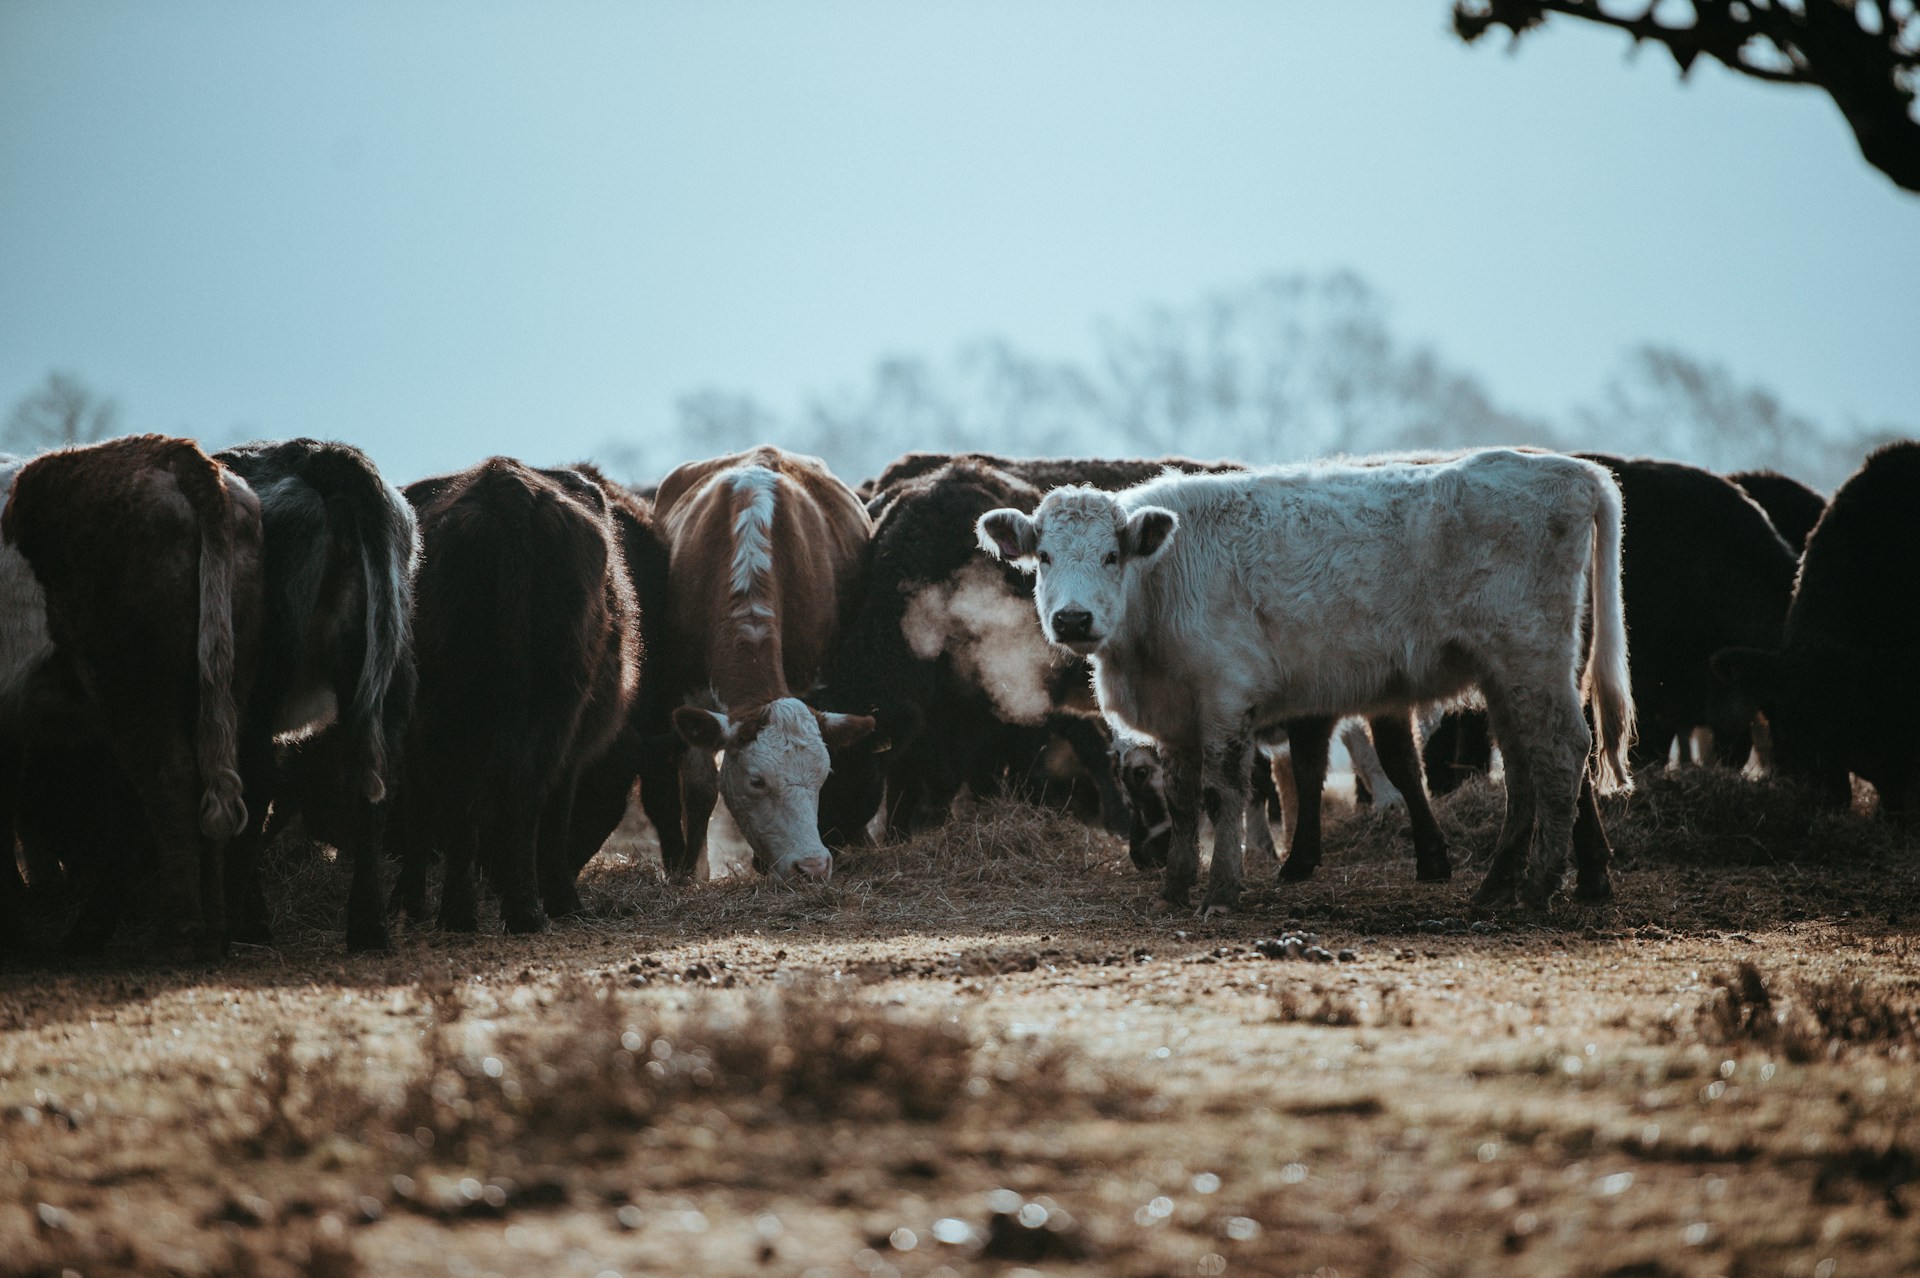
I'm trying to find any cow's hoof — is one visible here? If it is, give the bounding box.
[1156,889,1190,912]
[1470,876,1517,910]
[1415,855,1453,884]
[1277,857,1320,884]
[190,933,229,963]
[503,907,551,936]
[1198,899,1236,921]
[1573,873,1614,905]
[438,910,480,934]
[1520,882,1557,912]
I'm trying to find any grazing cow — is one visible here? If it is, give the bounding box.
[0,456,52,945]
[979,449,1633,913]
[552,471,697,879]
[2,435,264,955]
[1730,469,1827,555]
[1715,442,1920,815]
[657,447,875,879]
[1581,455,1797,769]
[399,458,639,932]
[815,459,1131,848]
[209,439,419,952]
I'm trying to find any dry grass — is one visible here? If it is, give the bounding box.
[1696,961,1920,1062]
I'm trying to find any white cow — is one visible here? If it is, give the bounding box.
[978,448,1632,915]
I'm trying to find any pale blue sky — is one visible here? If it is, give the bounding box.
[2,1,1914,484]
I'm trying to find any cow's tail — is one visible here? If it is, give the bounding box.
[173,446,250,838]
[1585,465,1634,793]
[312,448,419,803]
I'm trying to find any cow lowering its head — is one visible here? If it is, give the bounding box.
[674,699,876,878]
[656,447,875,881]
[976,487,1178,654]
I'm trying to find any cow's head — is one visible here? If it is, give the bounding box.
[1712,646,1853,807]
[674,698,876,879]
[1112,736,1171,870]
[815,700,922,848]
[975,487,1178,655]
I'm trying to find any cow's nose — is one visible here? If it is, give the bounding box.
[1052,609,1094,641]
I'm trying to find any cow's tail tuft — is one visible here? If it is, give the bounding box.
[1585,465,1634,793]
[311,447,418,804]
[174,446,249,837]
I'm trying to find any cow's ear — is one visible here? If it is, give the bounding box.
[816,710,877,750]
[674,706,732,750]
[977,508,1038,563]
[1123,506,1178,561]
[1710,647,1783,698]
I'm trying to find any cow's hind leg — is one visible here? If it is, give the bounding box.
[1370,712,1450,882]
[536,772,588,920]
[491,772,551,934]
[343,797,393,953]
[1471,690,1536,909]
[1277,718,1332,883]
[1520,689,1592,910]
[1571,770,1614,904]
[1159,746,1203,910]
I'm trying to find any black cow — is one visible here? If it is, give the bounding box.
[1730,469,1827,556]
[1716,442,1920,815]
[212,439,419,952]
[395,458,639,932]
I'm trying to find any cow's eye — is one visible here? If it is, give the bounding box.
[1104,552,1118,566]
[748,775,769,791]
[1038,551,1051,565]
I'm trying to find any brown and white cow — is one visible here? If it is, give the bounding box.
[2,435,263,955]
[656,447,875,880]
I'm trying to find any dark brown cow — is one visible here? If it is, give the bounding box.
[2,435,263,956]
[396,458,638,932]
[550,470,697,880]
[657,447,875,879]
[1729,469,1828,556]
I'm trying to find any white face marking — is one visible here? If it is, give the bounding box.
[717,697,835,880]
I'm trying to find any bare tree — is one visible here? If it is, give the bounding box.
[4,371,120,455]
[1575,343,1900,485]
[1453,1,1920,193]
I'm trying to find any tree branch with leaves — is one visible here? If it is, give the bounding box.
[1453,0,1920,192]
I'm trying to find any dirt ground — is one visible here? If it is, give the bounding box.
[3,770,1918,1278]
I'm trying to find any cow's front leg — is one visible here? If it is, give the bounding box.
[1159,746,1203,910]
[1199,734,1252,918]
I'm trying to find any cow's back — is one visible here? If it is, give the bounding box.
[659,447,870,696]
[406,458,623,773]
[1785,442,1920,651]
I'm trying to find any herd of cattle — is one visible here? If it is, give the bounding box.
[0,432,1912,956]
